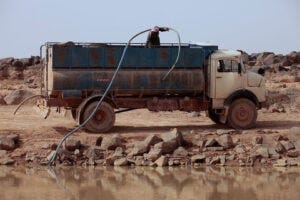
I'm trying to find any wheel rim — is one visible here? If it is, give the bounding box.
[231,101,255,127]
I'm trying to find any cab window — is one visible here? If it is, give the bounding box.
[217,60,240,72]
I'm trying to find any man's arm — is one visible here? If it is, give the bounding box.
[158,27,169,32]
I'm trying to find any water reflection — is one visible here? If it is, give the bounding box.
[0,166,300,200]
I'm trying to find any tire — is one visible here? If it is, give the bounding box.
[82,101,115,133]
[227,98,257,129]
[207,109,222,124]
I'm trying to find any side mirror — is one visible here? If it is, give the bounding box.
[238,63,242,74]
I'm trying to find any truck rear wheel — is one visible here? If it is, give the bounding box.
[227,98,257,129]
[207,109,222,124]
[82,101,115,133]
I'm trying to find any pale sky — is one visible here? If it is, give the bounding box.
[0,0,299,58]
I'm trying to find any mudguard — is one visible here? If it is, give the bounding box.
[224,89,259,107]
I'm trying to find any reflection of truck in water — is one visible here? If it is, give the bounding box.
[40,42,267,132]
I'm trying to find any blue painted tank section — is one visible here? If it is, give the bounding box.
[51,43,217,69]
[48,43,217,96]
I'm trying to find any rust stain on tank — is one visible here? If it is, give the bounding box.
[90,49,99,60]
[56,48,68,63]
[160,50,168,60]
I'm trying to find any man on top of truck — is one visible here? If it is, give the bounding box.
[146,26,169,47]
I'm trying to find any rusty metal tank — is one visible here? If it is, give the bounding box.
[45,43,218,97]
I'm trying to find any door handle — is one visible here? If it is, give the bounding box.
[216,76,222,79]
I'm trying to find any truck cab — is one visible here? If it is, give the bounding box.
[207,50,266,129]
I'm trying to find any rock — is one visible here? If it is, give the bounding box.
[74,149,81,156]
[253,146,269,158]
[263,54,276,65]
[95,159,105,165]
[193,140,206,148]
[3,90,34,105]
[0,150,7,158]
[100,135,124,150]
[260,158,267,164]
[220,155,226,165]
[216,134,234,149]
[0,157,15,165]
[0,97,6,105]
[269,103,285,113]
[280,141,295,151]
[216,129,235,135]
[65,139,81,151]
[227,154,235,161]
[287,51,300,64]
[41,143,50,149]
[96,137,102,146]
[204,138,220,147]
[294,140,300,151]
[275,142,286,153]
[188,111,200,117]
[6,134,19,142]
[0,137,16,151]
[257,52,274,62]
[274,135,289,141]
[155,156,168,167]
[287,150,299,158]
[19,57,33,67]
[85,146,104,160]
[47,151,56,161]
[234,144,247,154]
[273,159,287,167]
[287,159,298,166]
[191,154,206,163]
[114,158,128,166]
[209,157,220,165]
[268,148,280,159]
[25,152,36,162]
[0,57,14,66]
[130,142,148,156]
[105,147,124,165]
[168,158,181,166]
[289,127,300,135]
[173,146,188,157]
[154,138,183,154]
[252,136,263,145]
[206,147,224,151]
[144,134,163,146]
[51,143,58,150]
[144,147,162,161]
[157,128,183,154]
[131,135,162,156]
[113,147,124,156]
[12,60,24,68]
[133,156,144,166]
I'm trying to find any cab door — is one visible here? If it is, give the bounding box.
[215,59,243,99]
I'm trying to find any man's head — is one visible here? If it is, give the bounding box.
[151,26,160,32]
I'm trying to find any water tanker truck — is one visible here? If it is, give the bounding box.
[38,41,267,133]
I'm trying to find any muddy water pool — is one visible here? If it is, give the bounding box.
[0,166,300,200]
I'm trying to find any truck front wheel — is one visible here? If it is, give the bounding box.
[82,101,115,133]
[227,98,257,129]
